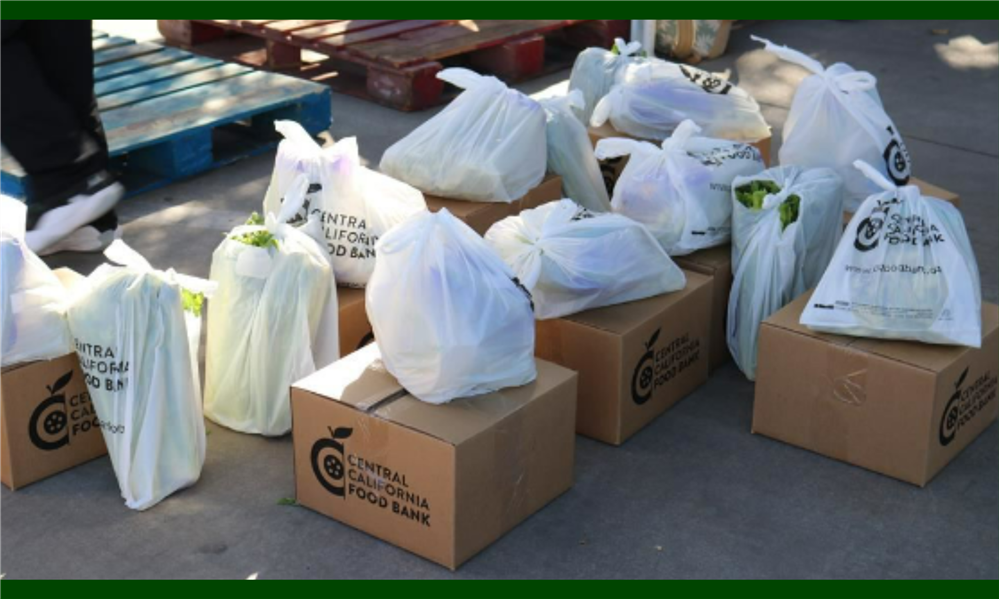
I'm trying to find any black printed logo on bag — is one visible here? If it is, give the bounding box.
[679,65,732,95]
[27,370,99,451]
[630,329,701,405]
[882,125,912,186]
[311,426,353,497]
[854,196,946,253]
[854,197,899,252]
[511,277,535,312]
[939,368,997,447]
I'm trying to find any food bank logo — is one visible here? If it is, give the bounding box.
[631,329,701,405]
[28,370,99,451]
[311,426,353,497]
[939,368,997,447]
[854,197,899,252]
[882,125,912,186]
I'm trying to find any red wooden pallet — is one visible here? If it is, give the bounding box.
[157,19,630,111]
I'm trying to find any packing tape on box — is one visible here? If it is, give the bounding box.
[812,343,870,459]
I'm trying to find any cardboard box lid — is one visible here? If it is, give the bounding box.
[424,174,561,211]
[674,244,731,274]
[560,269,712,336]
[766,292,999,373]
[293,344,577,446]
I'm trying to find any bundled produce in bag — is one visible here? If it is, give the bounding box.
[366,209,536,404]
[567,38,647,124]
[485,199,686,320]
[801,161,981,347]
[727,166,844,380]
[539,91,612,213]
[595,120,765,256]
[264,132,426,288]
[380,68,546,203]
[754,36,913,213]
[591,60,770,143]
[262,120,330,220]
[206,176,336,436]
[66,240,215,510]
[1,196,72,367]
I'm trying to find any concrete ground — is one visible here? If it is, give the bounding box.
[2,20,997,579]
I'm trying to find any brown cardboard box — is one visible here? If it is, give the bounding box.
[674,245,733,372]
[841,177,960,226]
[535,269,712,445]
[753,292,998,486]
[336,286,372,356]
[588,123,773,195]
[424,174,563,236]
[1,353,107,489]
[291,344,578,570]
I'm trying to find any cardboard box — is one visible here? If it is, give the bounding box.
[1,353,107,489]
[842,177,960,226]
[674,245,733,372]
[535,269,712,445]
[588,123,773,195]
[753,292,998,486]
[291,344,578,570]
[336,286,372,356]
[424,174,563,236]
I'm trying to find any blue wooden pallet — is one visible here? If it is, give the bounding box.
[1,31,331,200]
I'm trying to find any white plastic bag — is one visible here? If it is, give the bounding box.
[380,68,547,203]
[591,60,770,143]
[264,133,426,288]
[801,161,981,347]
[262,120,329,219]
[1,196,72,367]
[66,240,214,510]
[726,166,844,380]
[754,36,913,213]
[596,120,765,256]
[205,176,336,436]
[366,209,537,404]
[539,91,612,213]
[567,38,646,124]
[485,199,687,320]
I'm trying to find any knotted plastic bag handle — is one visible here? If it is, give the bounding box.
[661,119,702,153]
[437,67,505,91]
[613,38,643,57]
[104,239,216,296]
[275,120,322,152]
[275,174,311,226]
[853,159,897,192]
[594,137,659,160]
[754,35,877,93]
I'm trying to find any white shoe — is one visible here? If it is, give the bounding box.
[25,181,123,255]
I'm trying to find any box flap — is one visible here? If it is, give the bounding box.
[850,303,999,372]
[374,359,576,446]
[562,270,711,335]
[336,285,365,310]
[766,292,999,373]
[292,344,404,412]
[674,245,731,274]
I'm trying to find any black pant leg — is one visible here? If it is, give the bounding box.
[0,20,106,220]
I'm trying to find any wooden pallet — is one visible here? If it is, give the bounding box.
[157,19,630,111]
[1,30,331,200]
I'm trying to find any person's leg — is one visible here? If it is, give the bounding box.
[1,20,121,254]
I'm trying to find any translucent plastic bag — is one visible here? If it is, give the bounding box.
[754,36,913,213]
[66,240,215,510]
[801,161,981,347]
[205,176,336,436]
[485,199,686,320]
[595,120,765,256]
[726,166,844,380]
[567,38,646,124]
[591,61,770,143]
[1,196,72,367]
[539,91,612,213]
[366,209,537,404]
[262,120,330,219]
[264,134,426,288]
[380,68,547,203]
